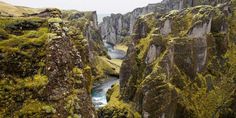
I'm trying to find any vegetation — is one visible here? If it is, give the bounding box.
[118,3,236,118]
[97,83,141,118]
[0,1,235,118]
[93,56,120,81]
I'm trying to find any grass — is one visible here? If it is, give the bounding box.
[0,27,48,47]
[0,1,39,16]
[94,56,120,81]
[0,17,44,28]
[114,44,128,52]
[103,83,141,118]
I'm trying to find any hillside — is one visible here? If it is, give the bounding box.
[0,1,41,16]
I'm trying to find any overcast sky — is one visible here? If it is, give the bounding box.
[2,0,162,14]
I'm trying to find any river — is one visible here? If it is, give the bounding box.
[91,42,126,109]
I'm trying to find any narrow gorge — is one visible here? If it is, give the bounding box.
[0,0,235,118]
[92,42,126,108]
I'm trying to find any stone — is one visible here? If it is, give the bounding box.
[145,44,161,64]
[160,19,172,35]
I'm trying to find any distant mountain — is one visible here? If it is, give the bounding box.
[0,1,41,16]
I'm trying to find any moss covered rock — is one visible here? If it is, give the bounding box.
[119,1,236,118]
[0,8,97,117]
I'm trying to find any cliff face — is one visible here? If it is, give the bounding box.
[118,0,236,118]
[99,3,165,45]
[99,0,230,45]
[0,8,97,117]
[64,10,106,58]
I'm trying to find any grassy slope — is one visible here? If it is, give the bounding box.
[0,1,41,16]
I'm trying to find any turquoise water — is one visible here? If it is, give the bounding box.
[91,76,119,108]
[91,41,126,108]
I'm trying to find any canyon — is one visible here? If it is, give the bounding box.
[0,0,236,118]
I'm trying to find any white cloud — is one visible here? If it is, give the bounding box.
[2,0,163,14]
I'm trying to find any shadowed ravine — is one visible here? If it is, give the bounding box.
[91,42,126,108]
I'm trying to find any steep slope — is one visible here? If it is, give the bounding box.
[62,10,117,82]
[100,0,236,118]
[99,0,230,45]
[0,8,98,117]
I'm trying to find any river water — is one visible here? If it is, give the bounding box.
[91,42,126,108]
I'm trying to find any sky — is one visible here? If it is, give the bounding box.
[2,0,162,14]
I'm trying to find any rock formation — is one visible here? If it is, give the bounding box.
[99,0,231,45]
[0,0,236,118]
[0,8,98,117]
[117,0,236,117]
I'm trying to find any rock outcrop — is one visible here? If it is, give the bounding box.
[0,8,97,117]
[99,0,231,45]
[118,1,236,118]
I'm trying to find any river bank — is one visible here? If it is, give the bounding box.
[91,42,127,108]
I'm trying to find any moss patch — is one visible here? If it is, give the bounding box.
[94,56,120,81]
[97,84,141,118]
[16,99,56,116]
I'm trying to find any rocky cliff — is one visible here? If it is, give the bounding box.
[0,8,98,117]
[99,0,230,45]
[117,0,236,117]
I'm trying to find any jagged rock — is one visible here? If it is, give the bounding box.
[188,18,212,38]
[160,19,172,35]
[145,44,160,64]
[0,8,97,118]
[64,11,99,30]
[99,0,231,45]
[119,1,236,117]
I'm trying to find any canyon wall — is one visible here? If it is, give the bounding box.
[117,0,235,117]
[0,8,99,117]
[99,0,230,45]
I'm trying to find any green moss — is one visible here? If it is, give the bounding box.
[116,4,236,117]
[0,28,9,39]
[48,18,63,23]
[0,23,48,77]
[178,72,235,118]
[0,17,43,29]
[171,11,193,36]
[98,84,141,118]
[94,56,119,81]
[83,66,91,71]
[136,33,152,59]
[16,99,56,116]
[23,74,48,88]
[65,89,82,117]
[72,67,83,75]
[0,27,48,47]
[0,74,48,90]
